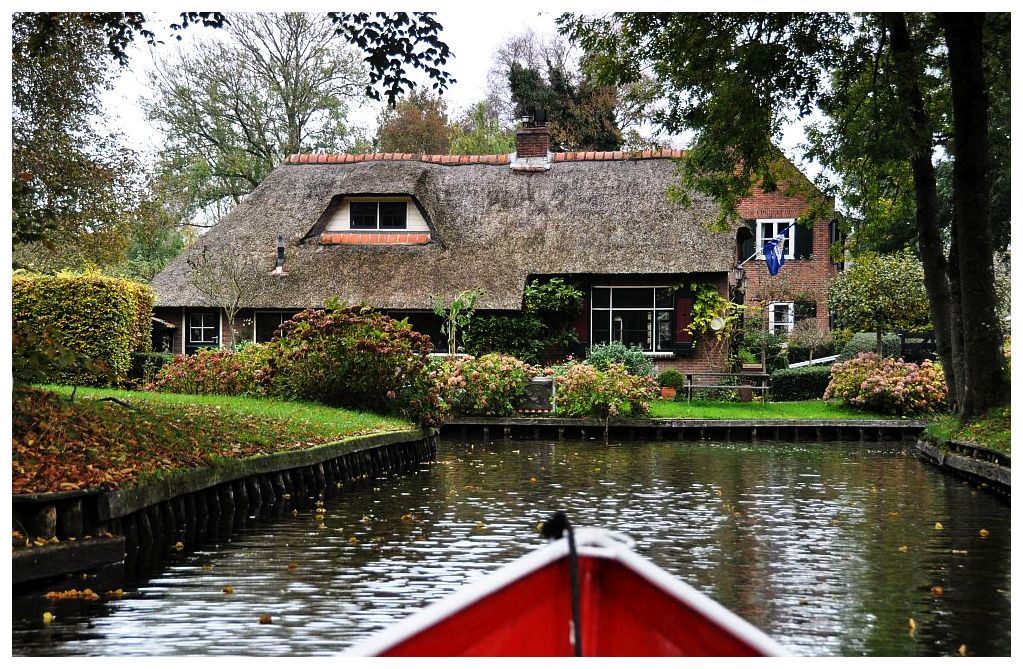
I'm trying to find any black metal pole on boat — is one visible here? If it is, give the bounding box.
[541,511,583,656]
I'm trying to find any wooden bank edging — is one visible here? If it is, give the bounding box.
[98,428,433,520]
[914,438,1011,494]
[441,416,929,442]
[13,428,438,586]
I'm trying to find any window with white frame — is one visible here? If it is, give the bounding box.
[756,218,795,260]
[188,311,219,344]
[769,302,795,335]
[591,286,675,353]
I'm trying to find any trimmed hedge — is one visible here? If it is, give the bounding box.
[13,271,155,386]
[770,365,833,401]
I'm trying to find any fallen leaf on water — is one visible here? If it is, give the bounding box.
[201,564,213,572]
[908,618,917,637]
[291,509,298,517]
[886,511,899,519]
[174,541,184,551]
[104,589,123,598]
[361,516,371,523]
[287,562,298,571]
[259,614,273,624]
[898,545,909,553]
[934,522,944,531]
[223,585,234,595]
[43,612,54,624]
[959,644,967,656]
[348,536,359,545]
[979,528,989,538]
[930,585,944,596]
[400,514,414,523]
[951,549,968,555]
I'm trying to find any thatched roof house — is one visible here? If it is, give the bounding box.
[152,124,836,369]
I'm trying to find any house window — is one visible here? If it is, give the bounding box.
[350,200,407,230]
[756,218,795,260]
[769,302,795,335]
[254,311,298,343]
[590,286,674,353]
[189,311,219,345]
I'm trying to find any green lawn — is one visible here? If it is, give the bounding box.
[49,385,413,436]
[924,404,1010,456]
[648,398,897,420]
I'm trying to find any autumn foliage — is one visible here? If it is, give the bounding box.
[11,388,409,495]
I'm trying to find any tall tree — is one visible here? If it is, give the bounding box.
[940,13,1007,416]
[12,13,146,267]
[144,13,368,225]
[375,89,452,154]
[561,11,1009,417]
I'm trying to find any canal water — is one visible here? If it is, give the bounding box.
[12,437,1011,657]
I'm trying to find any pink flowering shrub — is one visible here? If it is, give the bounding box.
[256,304,441,425]
[147,346,270,396]
[552,362,658,419]
[431,353,540,416]
[824,352,947,415]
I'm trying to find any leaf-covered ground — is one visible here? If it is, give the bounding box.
[12,387,414,495]
[925,404,1010,456]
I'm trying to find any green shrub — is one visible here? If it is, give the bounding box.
[12,271,154,386]
[128,352,175,387]
[770,365,833,401]
[552,362,658,419]
[256,303,441,425]
[656,369,686,389]
[465,278,583,363]
[838,332,901,360]
[586,341,654,377]
[464,314,546,363]
[824,353,947,415]
[431,353,540,416]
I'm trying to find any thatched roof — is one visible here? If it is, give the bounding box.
[152,152,740,310]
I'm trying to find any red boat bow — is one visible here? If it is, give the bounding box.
[345,528,791,657]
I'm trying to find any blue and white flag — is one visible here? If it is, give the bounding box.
[764,234,786,276]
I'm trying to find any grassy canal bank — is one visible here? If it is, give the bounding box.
[15,387,1003,496]
[13,386,414,495]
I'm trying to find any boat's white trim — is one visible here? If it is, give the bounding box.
[343,529,791,657]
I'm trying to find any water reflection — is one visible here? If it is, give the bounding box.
[11,438,1010,656]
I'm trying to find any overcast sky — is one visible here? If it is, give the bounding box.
[100,5,585,162]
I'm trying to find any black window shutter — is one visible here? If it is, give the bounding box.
[794,223,814,259]
[740,220,756,259]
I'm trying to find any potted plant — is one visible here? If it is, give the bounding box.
[656,369,686,400]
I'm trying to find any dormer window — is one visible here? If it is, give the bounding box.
[315,194,431,245]
[351,200,407,230]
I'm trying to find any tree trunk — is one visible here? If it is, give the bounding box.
[941,13,1008,417]
[947,225,967,404]
[886,13,959,408]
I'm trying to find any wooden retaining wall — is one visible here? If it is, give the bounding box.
[442,417,928,444]
[12,429,437,585]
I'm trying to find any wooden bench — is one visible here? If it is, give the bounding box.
[681,372,771,402]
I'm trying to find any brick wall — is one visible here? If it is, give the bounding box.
[737,187,839,330]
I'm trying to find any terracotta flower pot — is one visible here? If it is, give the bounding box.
[660,386,677,400]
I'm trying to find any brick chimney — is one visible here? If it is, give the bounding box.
[515,125,550,158]
[512,112,551,172]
